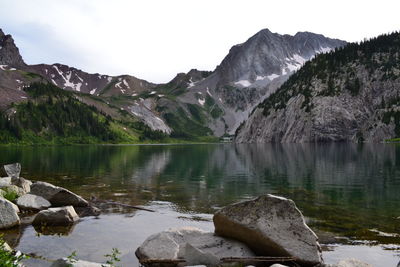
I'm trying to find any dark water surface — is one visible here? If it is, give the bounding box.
[0,144,399,266]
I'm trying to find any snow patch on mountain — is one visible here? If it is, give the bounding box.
[235,80,252,87]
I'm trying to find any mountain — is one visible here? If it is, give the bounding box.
[176,29,346,135]
[0,28,346,142]
[235,32,400,143]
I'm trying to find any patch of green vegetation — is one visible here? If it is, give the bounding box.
[0,235,28,267]
[2,188,19,202]
[22,71,43,80]
[164,106,212,139]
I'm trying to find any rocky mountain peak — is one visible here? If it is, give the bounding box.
[0,29,26,67]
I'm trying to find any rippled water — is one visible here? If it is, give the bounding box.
[1,144,399,266]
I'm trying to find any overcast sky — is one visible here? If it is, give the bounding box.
[0,0,399,83]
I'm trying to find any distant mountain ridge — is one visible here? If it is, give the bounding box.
[235,31,400,143]
[0,27,346,140]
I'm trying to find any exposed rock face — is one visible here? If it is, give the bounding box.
[16,193,51,210]
[213,194,322,266]
[0,29,26,67]
[33,206,79,226]
[3,163,21,178]
[51,258,109,267]
[0,198,20,229]
[179,29,346,136]
[30,181,89,207]
[135,227,255,266]
[236,32,400,143]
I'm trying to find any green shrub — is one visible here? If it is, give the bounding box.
[0,235,27,267]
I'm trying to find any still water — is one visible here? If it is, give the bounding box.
[0,144,399,266]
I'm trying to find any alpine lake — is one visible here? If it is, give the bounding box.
[0,143,399,266]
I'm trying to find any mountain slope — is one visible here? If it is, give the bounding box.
[176,29,346,135]
[236,32,400,143]
[0,28,346,140]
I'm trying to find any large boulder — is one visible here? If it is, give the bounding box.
[32,206,79,226]
[31,181,89,207]
[51,258,110,267]
[213,194,323,266]
[0,198,20,229]
[16,194,51,211]
[3,163,21,178]
[136,227,255,267]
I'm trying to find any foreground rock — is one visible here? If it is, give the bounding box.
[51,258,110,267]
[31,181,89,207]
[0,177,11,187]
[0,198,20,229]
[16,193,51,211]
[136,227,255,266]
[11,177,31,194]
[213,194,322,266]
[3,163,21,178]
[33,206,79,226]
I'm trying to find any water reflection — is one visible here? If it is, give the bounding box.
[1,143,400,243]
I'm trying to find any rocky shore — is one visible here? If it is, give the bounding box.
[0,163,374,267]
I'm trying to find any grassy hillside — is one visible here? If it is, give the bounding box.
[0,83,169,144]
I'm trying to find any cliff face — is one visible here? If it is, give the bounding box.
[0,29,26,67]
[179,29,346,135]
[236,32,400,143]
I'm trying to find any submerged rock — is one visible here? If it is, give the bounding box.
[51,258,109,267]
[136,227,255,266]
[16,193,51,211]
[213,194,322,266]
[3,163,21,178]
[74,205,101,217]
[31,181,89,207]
[0,198,20,229]
[33,206,79,226]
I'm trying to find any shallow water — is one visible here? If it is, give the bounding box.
[1,143,400,266]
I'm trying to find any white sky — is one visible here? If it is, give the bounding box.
[0,0,399,83]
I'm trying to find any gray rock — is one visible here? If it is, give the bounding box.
[11,177,31,194]
[3,163,21,178]
[74,205,101,217]
[213,194,322,266]
[2,241,12,252]
[136,227,255,266]
[31,181,89,207]
[51,258,109,267]
[33,206,79,226]
[0,198,20,229]
[0,177,11,187]
[16,194,51,211]
[183,243,219,266]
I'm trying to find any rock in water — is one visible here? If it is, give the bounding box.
[51,258,109,267]
[213,194,322,266]
[16,194,51,211]
[0,198,20,229]
[3,163,21,178]
[325,258,373,267]
[31,181,89,207]
[33,206,79,226]
[136,227,255,266]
